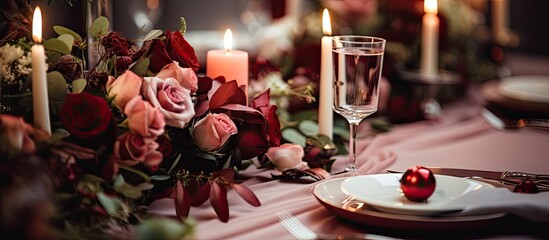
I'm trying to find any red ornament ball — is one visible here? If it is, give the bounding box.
[400,166,436,202]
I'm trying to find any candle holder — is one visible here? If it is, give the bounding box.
[386,68,464,123]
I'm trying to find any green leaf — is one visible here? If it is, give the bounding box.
[135,218,194,240]
[47,71,68,101]
[333,126,349,140]
[130,57,150,76]
[179,17,187,35]
[169,153,181,172]
[43,38,71,54]
[119,165,151,182]
[88,16,110,37]
[143,29,163,41]
[53,25,82,41]
[71,78,87,93]
[97,192,124,217]
[282,128,306,146]
[151,174,171,181]
[57,34,74,52]
[298,120,318,136]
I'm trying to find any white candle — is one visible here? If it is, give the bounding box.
[318,9,333,139]
[206,29,249,98]
[420,0,439,79]
[31,7,51,134]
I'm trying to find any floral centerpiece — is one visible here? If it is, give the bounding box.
[0,10,295,237]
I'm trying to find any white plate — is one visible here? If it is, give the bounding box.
[498,75,549,103]
[340,174,494,216]
[313,177,505,230]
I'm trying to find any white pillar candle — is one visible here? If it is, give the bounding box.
[206,29,249,99]
[420,0,439,80]
[318,9,333,139]
[31,7,51,134]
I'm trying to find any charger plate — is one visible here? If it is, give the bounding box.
[313,177,505,230]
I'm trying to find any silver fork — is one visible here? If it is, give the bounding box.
[276,210,398,240]
[276,210,317,240]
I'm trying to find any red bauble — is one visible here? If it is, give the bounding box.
[400,166,436,202]
[513,179,540,193]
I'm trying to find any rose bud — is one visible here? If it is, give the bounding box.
[265,143,307,172]
[400,166,436,202]
[192,113,237,152]
[50,54,82,81]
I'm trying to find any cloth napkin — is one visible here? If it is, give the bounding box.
[443,188,549,222]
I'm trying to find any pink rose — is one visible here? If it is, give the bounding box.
[107,70,143,110]
[143,77,195,128]
[113,132,163,167]
[124,96,165,141]
[192,113,238,152]
[0,115,49,155]
[265,143,306,171]
[156,61,198,93]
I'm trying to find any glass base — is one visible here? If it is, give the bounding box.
[345,164,358,172]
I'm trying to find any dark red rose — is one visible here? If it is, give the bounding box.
[238,126,270,160]
[148,31,199,73]
[257,105,281,147]
[101,32,131,56]
[50,54,82,81]
[116,56,133,73]
[60,92,113,139]
[165,31,199,72]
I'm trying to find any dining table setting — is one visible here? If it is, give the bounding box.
[147,79,549,239]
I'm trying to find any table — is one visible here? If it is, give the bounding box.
[148,87,549,239]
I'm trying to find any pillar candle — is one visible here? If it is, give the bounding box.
[318,9,333,139]
[420,0,439,79]
[491,0,507,43]
[31,7,51,134]
[206,29,249,98]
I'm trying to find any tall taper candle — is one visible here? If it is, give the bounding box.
[319,9,333,139]
[31,7,51,134]
[420,0,439,79]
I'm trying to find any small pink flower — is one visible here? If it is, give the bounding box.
[125,96,165,141]
[143,77,195,128]
[107,70,143,110]
[114,132,163,168]
[156,61,198,93]
[192,113,238,152]
[265,143,306,171]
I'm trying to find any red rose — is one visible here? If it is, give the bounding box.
[257,105,281,147]
[60,92,113,139]
[101,32,131,56]
[148,31,199,73]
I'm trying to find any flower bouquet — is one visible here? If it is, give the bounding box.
[1,13,286,237]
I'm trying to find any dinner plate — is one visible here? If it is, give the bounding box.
[498,75,549,103]
[339,174,494,216]
[313,177,505,230]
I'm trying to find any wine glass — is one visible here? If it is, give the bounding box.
[332,36,386,172]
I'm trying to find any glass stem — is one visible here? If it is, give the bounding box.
[346,121,359,172]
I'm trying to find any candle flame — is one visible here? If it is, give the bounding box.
[224,28,233,52]
[322,9,332,36]
[424,0,438,15]
[32,7,42,43]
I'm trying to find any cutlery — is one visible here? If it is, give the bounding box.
[481,108,549,130]
[276,210,397,240]
[386,168,549,191]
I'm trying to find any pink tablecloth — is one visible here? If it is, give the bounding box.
[148,89,549,239]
